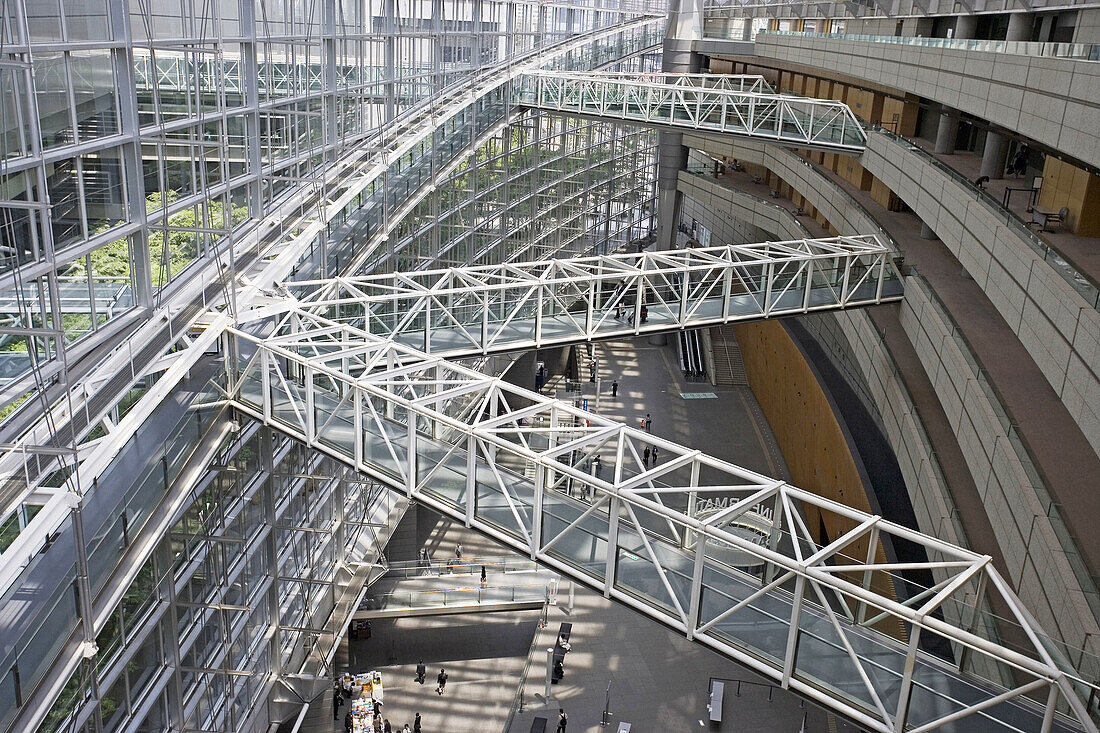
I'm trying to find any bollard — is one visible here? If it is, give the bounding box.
[545,648,554,699]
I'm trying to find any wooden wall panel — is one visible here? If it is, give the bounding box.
[733,320,902,622]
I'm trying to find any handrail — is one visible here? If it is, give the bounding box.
[759,30,1100,62]
[681,160,971,560]
[863,125,1100,309]
[760,144,1100,634]
[503,599,551,731]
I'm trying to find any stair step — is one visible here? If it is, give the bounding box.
[710,326,748,387]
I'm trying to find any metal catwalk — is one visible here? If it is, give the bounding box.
[515,72,868,152]
[251,236,904,358]
[227,300,1096,733]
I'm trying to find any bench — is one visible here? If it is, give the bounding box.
[529,717,547,733]
[708,680,724,725]
[552,623,573,682]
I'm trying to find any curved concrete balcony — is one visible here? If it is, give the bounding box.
[740,32,1100,169]
[686,130,1100,463]
[676,157,1100,660]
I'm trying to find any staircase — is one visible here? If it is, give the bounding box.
[710,326,749,387]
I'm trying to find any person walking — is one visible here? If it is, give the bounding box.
[557,708,569,732]
[415,660,426,684]
[640,305,649,323]
[333,684,342,720]
[344,711,353,733]
[645,413,652,431]
[643,446,651,466]
[384,719,392,733]
[436,668,448,695]
[413,712,422,733]
[652,446,659,464]
[611,379,618,397]
[454,543,462,561]
[480,565,487,589]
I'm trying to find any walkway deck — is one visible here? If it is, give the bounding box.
[707,158,1100,585]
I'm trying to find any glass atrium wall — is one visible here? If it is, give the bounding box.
[0,0,663,423]
[0,1,665,731]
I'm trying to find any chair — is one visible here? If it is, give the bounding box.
[1046,206,1070,230]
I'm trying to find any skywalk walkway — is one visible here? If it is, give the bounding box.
[353,565,557,619]
[514,72,867,153]
[249,236,903,359]
[227,303,1099,733]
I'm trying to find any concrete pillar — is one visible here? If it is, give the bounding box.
[934,111,959,155]
[954,14,977,39]
[920,222,937,240]
[655,0,702,251]
[1006,12,1033,41]
[979,131,1010,179]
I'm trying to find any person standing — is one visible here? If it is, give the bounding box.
[384,719,392,733]
[333,684,342,720]
[643,446,651,466]
[645,413,652,431]
[413,712,422,733]
[557,708,569,732]
[640,305,649,323]
[652,446,659,464]
[611,379,618,397]
[454,543,462,561]
[436,668,448,695]
[415,660,426,684]
[480,565,487,589]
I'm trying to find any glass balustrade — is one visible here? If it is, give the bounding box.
[231,332,1100,732]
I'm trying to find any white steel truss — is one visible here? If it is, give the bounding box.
[250,236,903,358]
[227,308,1098,733]
[515,71,868,152]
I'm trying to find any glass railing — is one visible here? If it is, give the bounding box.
[760,143,1100,630]
[380,556,541,579]
[358,583,553,612]
[760,30,1100,61]
[864,124,1100,310]
[683,160,973,558]
[233,337,1100,728]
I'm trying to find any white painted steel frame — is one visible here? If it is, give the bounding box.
[227,310,1098,733]
[0,14,665,611]
[255,235,903,358]
[515,71,868,152]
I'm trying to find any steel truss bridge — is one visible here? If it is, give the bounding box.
[220,237,1099,733]
[250,236,903,358]
[515,71,868,153]
[227,286,1097,733]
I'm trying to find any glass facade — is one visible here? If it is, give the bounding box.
[0,0,665,730]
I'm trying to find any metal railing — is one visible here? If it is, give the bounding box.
[228,305,1100,732]
[271,237,904,358]
[358,583,554,613]
[864,125,1100,310]
[514,71,868,152]
[740,142,1100,638]
[760,30,1100,62]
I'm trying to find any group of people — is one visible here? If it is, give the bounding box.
[334,673,421,733]
[415,660,449,695]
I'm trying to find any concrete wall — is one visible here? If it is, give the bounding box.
[686,131,1100,461]
[679,141,1100,652]
[746,34,1100,170]
[677,171,810,241]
